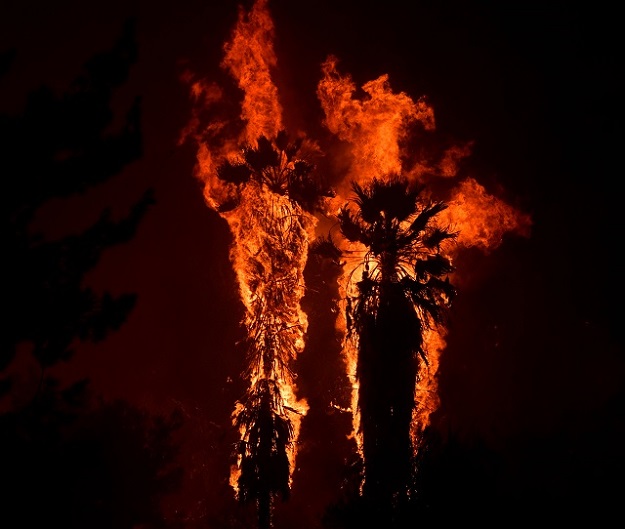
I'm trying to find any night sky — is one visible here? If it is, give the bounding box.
[2,1,623,527]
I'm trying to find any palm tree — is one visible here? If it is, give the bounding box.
[216,131,331,214]
[216,131,332,528]
[336,175,457,518]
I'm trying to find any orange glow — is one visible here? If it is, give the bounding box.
[221,0,282,145]
[315,58,531,462]
[181,0,310,499]
[317,56,434,201]
[412,329,446,439]
[442,177,532,252]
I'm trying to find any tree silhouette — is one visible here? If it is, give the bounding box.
[0,19,182,528]
[334,176,457,521]
[0,381,183,529]
[1,18,153,388]
[217,131,332,529]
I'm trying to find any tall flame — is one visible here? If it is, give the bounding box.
[221,0,282,144]
[180,0,310,501]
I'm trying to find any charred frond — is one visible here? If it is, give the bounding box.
[244,135,280,172]
[425,275,457,305]
[409,201,448,234]
[217,161,251,185]
[337,207,369,246]
[351,177,421,224]
[414,254,454,280]
[234,379,294,505]
[288,160,333,213]
[309,234,343,262]
[274,129,290,152]
[422,226,458,250]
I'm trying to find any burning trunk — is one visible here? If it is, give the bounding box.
[317,57,531,505]
[228,181,314,510]
[178,2,329,525]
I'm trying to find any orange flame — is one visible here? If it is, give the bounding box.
[317,55,435,201]
[221,0,282,145]
[315,57,532,460]
[442,177,532,252]
[181,0,310,496]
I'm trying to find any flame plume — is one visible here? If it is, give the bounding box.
[179,1,331,526]
[221,0,282,144]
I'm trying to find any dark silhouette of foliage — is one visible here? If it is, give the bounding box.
[234,379,293,529]
[0,19,182,529]
[216,130,333,213]
[322,427,501,529]
[0,381,183,529]
[1,18,154,392]
[336,176,457,520]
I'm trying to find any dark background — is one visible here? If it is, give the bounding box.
[1,0,623,527]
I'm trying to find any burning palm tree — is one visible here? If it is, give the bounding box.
[334,175,457,517]
[217,131,332,529]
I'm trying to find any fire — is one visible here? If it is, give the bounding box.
[221,0,282,144]
[317,55,435,200]
[224,180,313,487]
[182,0,532,513]
[441,177,532,251]
[316,57,531,461]
[412,328,446,440]
[179,0,313,510]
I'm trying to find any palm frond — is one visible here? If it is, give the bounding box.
[409,201,448,233]
[217,161,251,185]
[425,275,457,304]
[337,207,369,245]
[373,176,421,221]
[414,254,454,279]
[309,234,342,261]
[244,135,279,171]
[351,180,382,224]
[287,159,333,212]
[422,227,458,249]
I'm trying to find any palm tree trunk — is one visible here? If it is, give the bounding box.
[257,492,272,529]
